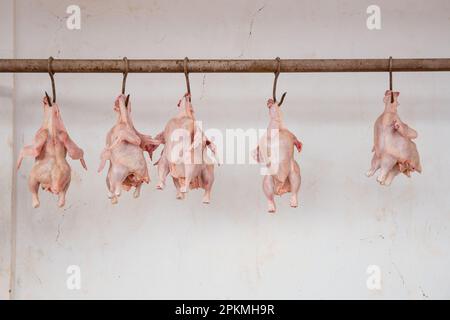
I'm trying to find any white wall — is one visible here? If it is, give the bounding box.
[0,0,15,300]
[2,0,450,299]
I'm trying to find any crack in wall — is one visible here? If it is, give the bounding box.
[388,235,408,293]
[200,75,207,100]
[391,260,406,288]
[55,210,69,244]
[359,234,385,242]
[238,4,266,58]
[419,286,429,298]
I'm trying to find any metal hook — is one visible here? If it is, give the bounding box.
[273,57,280,102]
[389,56,394,103]
[184,57,191,102]
[273,57,287,106]
[47,56,56,106]
[45,91,52,107]
[122,57,129,95]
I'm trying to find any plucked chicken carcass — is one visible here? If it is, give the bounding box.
[17,94,87,208]
[253,95,303,213]
[155,93,217,203]
[367,90,422,185]
[98,94,159,204]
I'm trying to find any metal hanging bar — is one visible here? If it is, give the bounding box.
[1,58,450,73]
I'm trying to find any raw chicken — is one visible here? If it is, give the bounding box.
[155,93,217,203]
[98,94,159,204]
[17,95,87,208]
[253,96,303,213]
[367,90,422,185]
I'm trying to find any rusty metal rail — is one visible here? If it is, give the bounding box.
[1,58,450,73]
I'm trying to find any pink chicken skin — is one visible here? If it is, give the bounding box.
[98,94,159,204]
[367,90,422,185]
[17,95,87,208]
[254,98,303,213]
[154,93,217,203]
